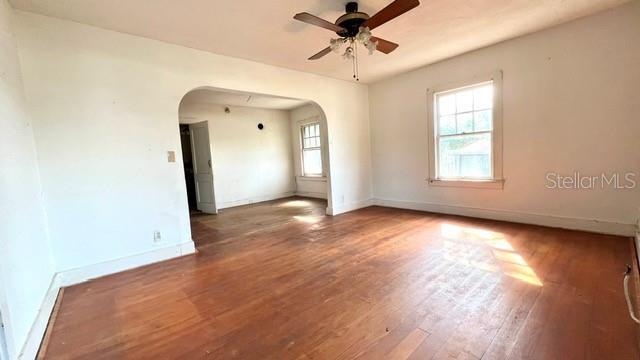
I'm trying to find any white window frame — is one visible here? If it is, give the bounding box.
[299,121,324,178]
[427,70,504,189]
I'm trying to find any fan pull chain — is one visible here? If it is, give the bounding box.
[354,42,359,81]
[352,54,356,80]
[351,40,356,80]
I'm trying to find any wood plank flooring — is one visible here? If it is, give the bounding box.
[41,197,639,359]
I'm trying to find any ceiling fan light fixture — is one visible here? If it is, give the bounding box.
[330,38,343,53]
[356,26,372,43]
[342,46,354,60]
[365,39,378,55]
[293,0,421,81]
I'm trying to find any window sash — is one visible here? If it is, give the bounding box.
[300,122,322,176]
[434,82,494,180]
[426,70,503,188]
[438,129,492,139]
[301,124,321,149]
[302,149,322,176]
[436,133,494,180]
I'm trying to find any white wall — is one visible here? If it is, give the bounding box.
[179,102,295,209]
[290,104,328,199]
[1,2,637,356]
[13,10,372,274]
[369,2,640,235]
[0,1,55,358]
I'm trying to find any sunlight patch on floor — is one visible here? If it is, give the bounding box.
[441,223,543,286]
[279,200,312,208]
[293,215,323,224]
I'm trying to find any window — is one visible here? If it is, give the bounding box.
[427,71,503,188]
[301,122,323,176]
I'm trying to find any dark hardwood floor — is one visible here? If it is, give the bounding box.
[41,197,639,359]
[189,197,327,248]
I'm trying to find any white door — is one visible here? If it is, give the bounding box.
[189,121,217,214]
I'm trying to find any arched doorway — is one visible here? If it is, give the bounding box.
[177,87,333,248]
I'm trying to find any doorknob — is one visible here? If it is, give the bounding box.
[208,159,212,168]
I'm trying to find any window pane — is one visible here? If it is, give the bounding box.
[438,94,456,115]
[304,126,309,138]
[473,85,493,110]
[456,112,473,133]
[303,149,322,175]
[456,89,473,113]
[474,110,492,131]
[315,124,320,136]
[438,133,491,179]
[439,115,456,135]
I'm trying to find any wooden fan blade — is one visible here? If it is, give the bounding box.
[364,0,420,30]
[371,37,399,54]
[294,12,346,33]
[308,46,332,60]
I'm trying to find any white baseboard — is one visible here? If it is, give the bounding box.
[18,276,60,360]
[17,240,196,359]
[373,198,636,236]
[327,198,374,216]
[294,191,327,199]
[16,200,633,359]
[217,192,294,210]
[58,241,196,287]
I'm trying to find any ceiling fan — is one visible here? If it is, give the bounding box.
[293,0,420,81]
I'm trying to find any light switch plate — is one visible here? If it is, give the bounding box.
[167,151,176,163]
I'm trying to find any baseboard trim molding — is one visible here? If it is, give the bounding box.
[373,198,636,236]
[18,276,60,360]
[328,198,374,216]
[18,240,196,359]
[58,241,196,287]
[35,287,64,360]
[217,192,295,210]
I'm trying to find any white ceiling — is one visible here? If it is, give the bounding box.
[181,89,309,110]
[10,0,629,83]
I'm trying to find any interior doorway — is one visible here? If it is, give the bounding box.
[178,87,332,248]
[179,121,217,214]
[179,124,197,211]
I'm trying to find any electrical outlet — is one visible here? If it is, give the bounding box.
[153,231,162,243]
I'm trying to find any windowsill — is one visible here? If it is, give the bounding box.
[297,175,326,182]
[427,178,504,189]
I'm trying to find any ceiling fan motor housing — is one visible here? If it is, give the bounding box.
[336,2,369,37]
